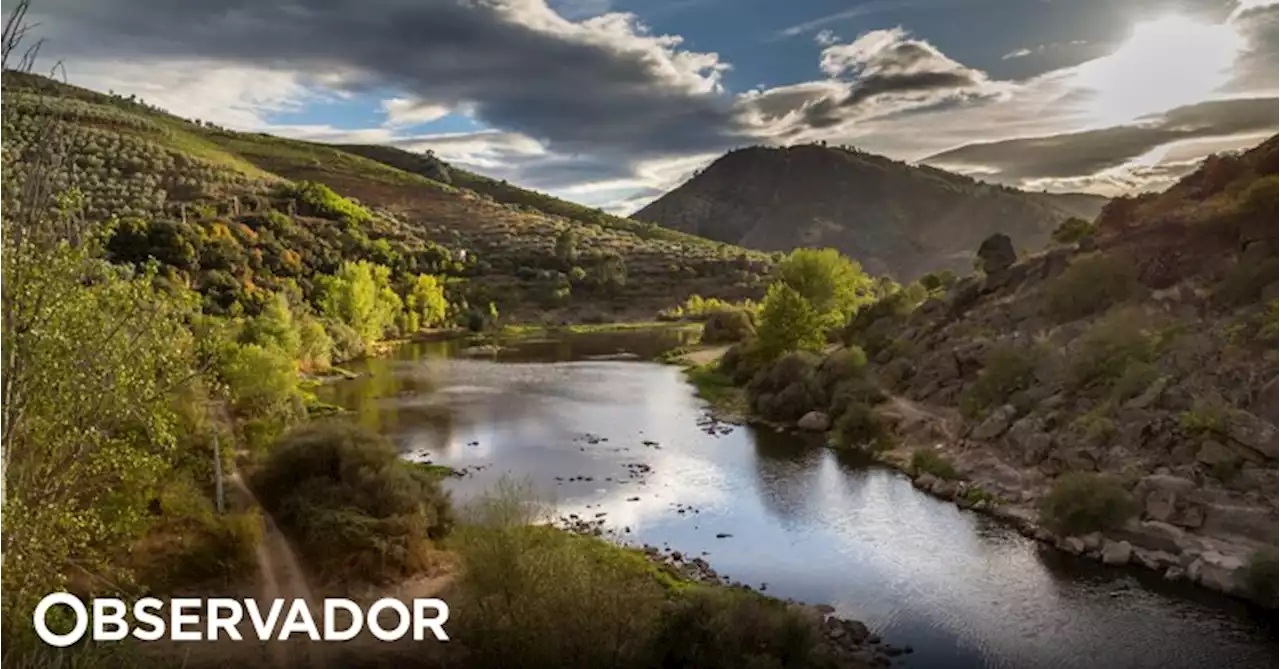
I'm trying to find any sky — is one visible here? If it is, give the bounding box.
[25,0,1280,213]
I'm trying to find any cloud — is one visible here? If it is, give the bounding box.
[32,0,744,161]
[380,98,454,127]
[1001,48,1033,60]
[25,0,1279,209]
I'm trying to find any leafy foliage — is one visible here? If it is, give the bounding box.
[774,248,874,326]
[1038,473,1137,535]
[756,283,827,358]
[1045,254,1141,322]
[251,421,454,583]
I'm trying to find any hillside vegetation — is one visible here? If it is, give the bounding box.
[2,71,773,326]
[634,144,1107,280]
[706,135,1279,604]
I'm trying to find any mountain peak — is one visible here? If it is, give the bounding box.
[634,144,1107,279]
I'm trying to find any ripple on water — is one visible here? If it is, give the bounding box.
[315,335,1278,669]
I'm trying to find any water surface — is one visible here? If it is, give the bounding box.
[317,331,1277,669]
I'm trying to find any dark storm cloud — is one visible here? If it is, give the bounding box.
[29,0,749,159]
[1223,5,1279,94]
[923,96,1279,180]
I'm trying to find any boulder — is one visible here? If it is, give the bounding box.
[1101,540,1133,566]
[914,472,939,491]
[1081,532,1103,553]
[1195,440,1239,467]
[798,411,832,432]
[1124,376,1169,410]
[977,233,1016,274]
[972,404,1017,441]
[1056,536,1087,555]
[1132,548,1179,571]
[1223,410,1278,459]
[1134,474,1197,523]
[1187,552,1246,594]
[1250,376,1277,427]
[930,479,959,500]
[1112,520,1192,554]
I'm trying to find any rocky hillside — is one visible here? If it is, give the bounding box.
[733,136,1277,602]
[1,71,772,323]
[634,144,1106,280]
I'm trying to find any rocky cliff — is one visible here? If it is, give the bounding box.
[633,145,1107,280]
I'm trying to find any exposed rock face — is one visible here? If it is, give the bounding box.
[633,145,1104,279]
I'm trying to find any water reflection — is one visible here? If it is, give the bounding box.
[314,331,1276,669]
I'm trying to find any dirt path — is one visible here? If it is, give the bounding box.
[227,472,328,669]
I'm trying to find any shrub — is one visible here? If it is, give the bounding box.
[833,401,889,450]
[1066,308,1158,393]
[325,318,367,363]
[911,449,960,480]
[959,344,1041,418]
[447,481,665,669]
[701,308,756,344]
[747,351,821,422]
[718,339,769,385]
[218,342,301,418]
[1038,472,1137,535]
[252,421,454,582]
[814,346,868,407]
[1245,546,1278,608]
[1045,254,1140,322]
[649,587,829,669]
[1051,217,1098,245]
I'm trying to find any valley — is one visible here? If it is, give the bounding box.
[2,30,1277,669]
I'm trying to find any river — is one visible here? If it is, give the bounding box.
[315,329,1277,669]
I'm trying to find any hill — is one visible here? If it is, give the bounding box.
[722,135,1277,599]
[632,144,1107,280]
[1,71,773,324]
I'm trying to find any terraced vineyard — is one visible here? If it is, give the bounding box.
[2,71,773,322]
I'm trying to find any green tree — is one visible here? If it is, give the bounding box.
[756,283,826,358]
[316,261,404,346]
[774,248,873,326]
[240,292,301,360]
[404,274,448,332]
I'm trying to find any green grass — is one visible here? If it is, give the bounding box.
[910,448,961,480]
[683,362,748,418]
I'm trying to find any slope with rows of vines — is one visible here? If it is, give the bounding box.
[1,71,774,322]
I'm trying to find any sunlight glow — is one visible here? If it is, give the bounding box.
[1069,14,1246,126]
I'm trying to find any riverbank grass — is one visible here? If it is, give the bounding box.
[684,362,750,420]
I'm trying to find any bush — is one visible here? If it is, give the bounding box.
[747,351,821,421]
[719,339,769,385]
[702,308,756,344]
[325,318,367,363]
[252,421,454,582]
[650,587,830,669]
[1038,472,1137,535]
[814,346,868,407]
[959,344,1041,418]
[910,449,959,480]
[447,481,665,669]
[1066,308,1157,394]
[1245,546,1278,608]
[1045,254,1140,322]
[833,401,889,450]
[1051,217,1098,245]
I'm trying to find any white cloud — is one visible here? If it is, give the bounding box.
[380,97,453,127]
[1001,48,1033,60]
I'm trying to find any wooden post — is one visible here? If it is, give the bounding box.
[213,428,225,514]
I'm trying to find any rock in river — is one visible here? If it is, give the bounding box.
[1101,540,1133,566]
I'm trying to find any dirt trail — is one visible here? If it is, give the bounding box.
[227,472,328,669]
